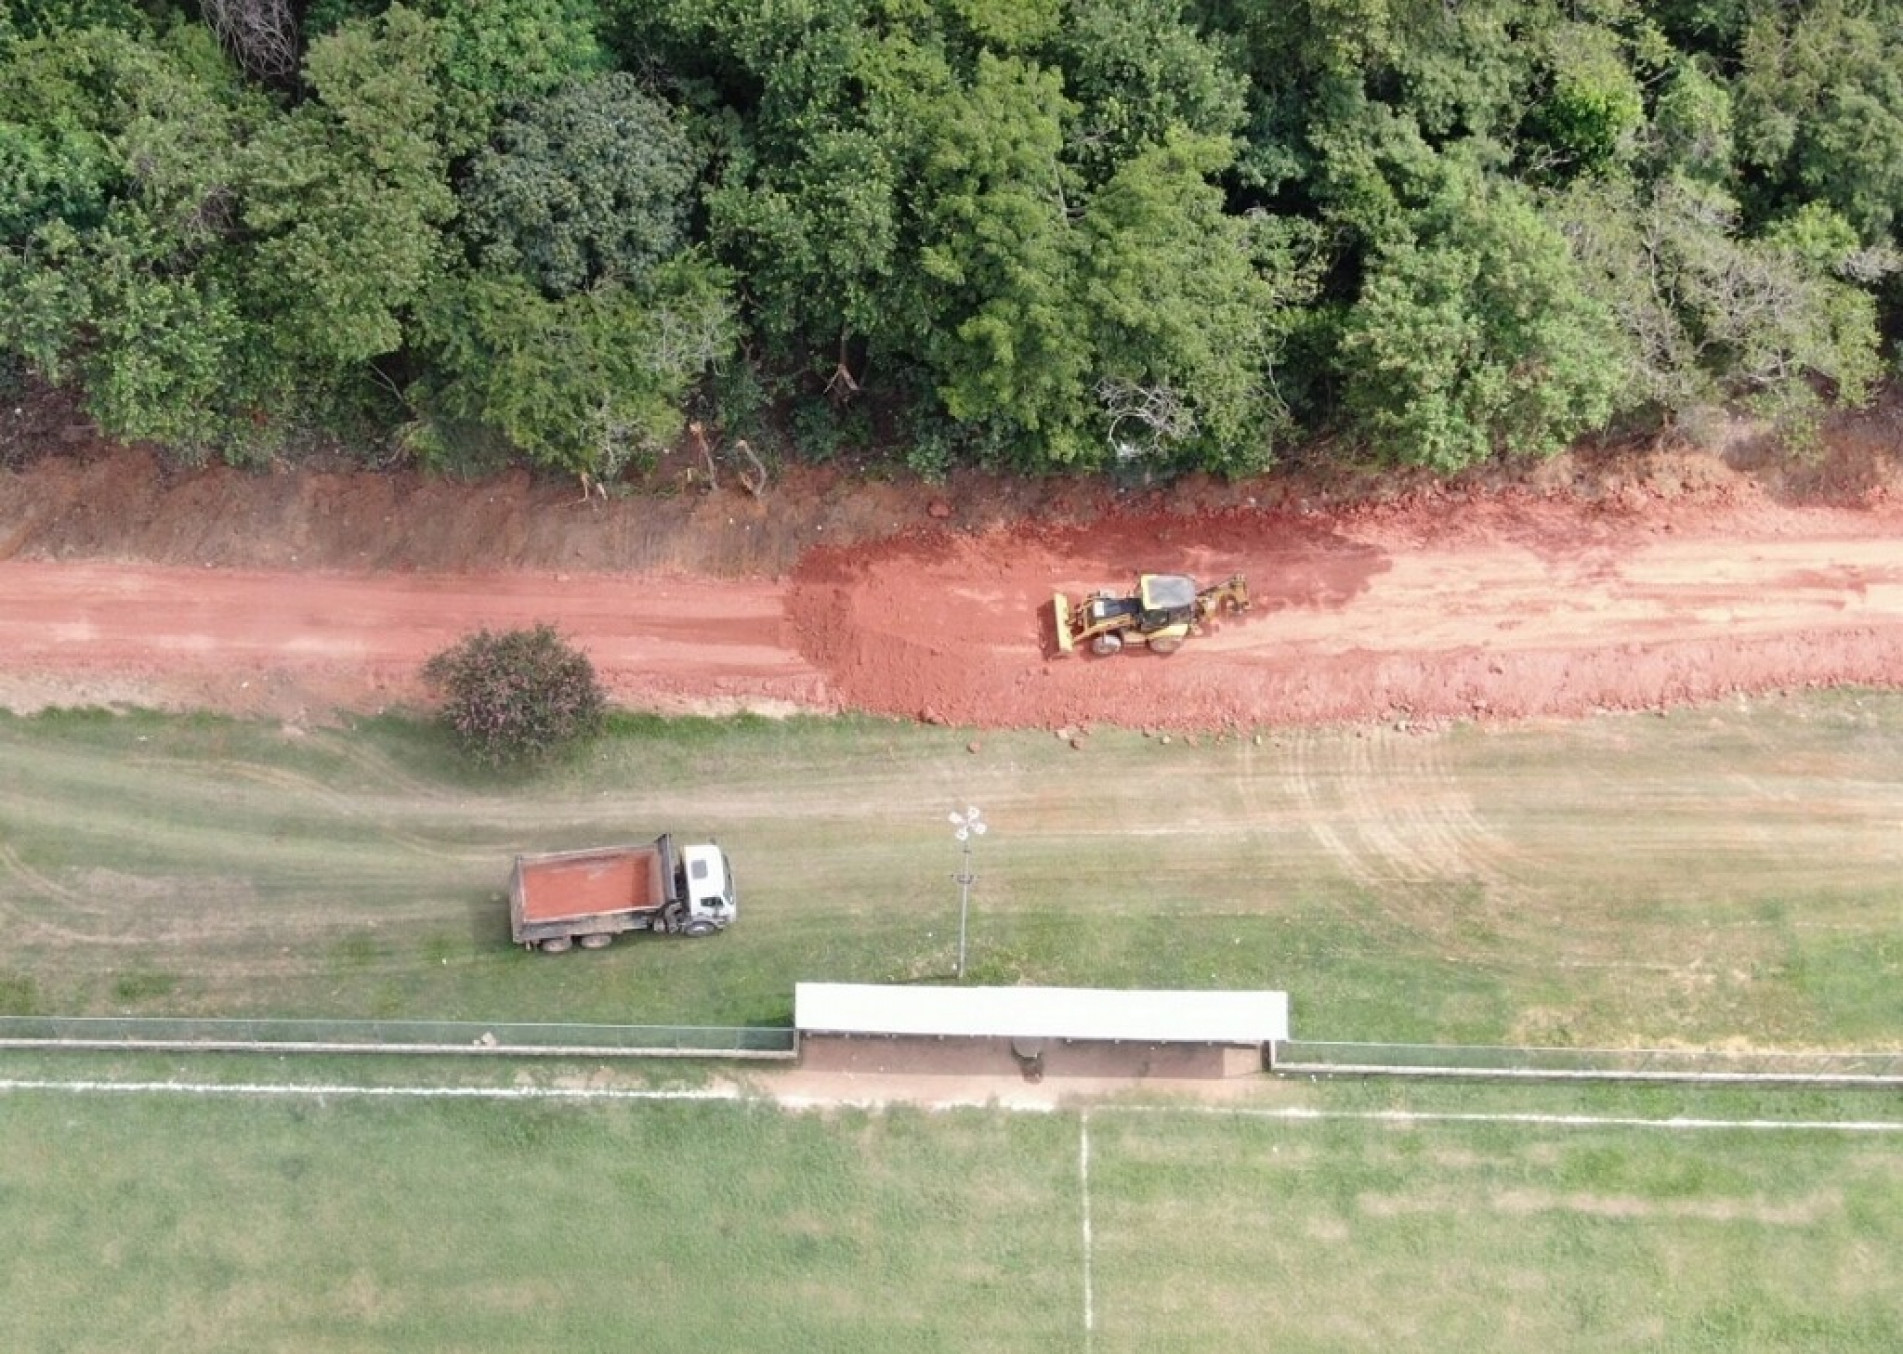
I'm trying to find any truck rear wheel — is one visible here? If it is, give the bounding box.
[539,936,573,955]
[578,932,613,950]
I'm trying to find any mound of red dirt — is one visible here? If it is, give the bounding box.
[785,491,1903,730]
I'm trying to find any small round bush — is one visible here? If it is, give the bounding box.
[423,624,606,767]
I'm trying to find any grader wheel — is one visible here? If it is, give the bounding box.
[1091,633,1123,657]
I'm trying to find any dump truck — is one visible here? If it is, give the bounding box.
[1053,573,1250,656]
[509,834,736,953]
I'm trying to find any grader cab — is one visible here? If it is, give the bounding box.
[1053,573,1250,656]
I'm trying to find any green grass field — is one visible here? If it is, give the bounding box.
[1084,1098,1903,1351]
[2,1069,1899,1353]
[1,693,1900,1046]
[3,694,1902,1350]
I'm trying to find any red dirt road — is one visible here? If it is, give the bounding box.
[0,561,825,719]
[786,500,1903,729]
[3,476,1901,729]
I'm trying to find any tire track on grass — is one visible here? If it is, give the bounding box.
[0,842,148,946]
[131,757,487,865]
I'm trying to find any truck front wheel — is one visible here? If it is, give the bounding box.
[683,919,717,938]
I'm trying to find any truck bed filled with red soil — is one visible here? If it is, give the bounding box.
[515,849,667,923]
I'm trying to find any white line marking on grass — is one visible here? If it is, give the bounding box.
[1105,1105,1903,1133]
[4,1080,1902,1136]
[0,1078,1071,1113]
[0,1079,745,1103]
[1080,1111,1095,1351]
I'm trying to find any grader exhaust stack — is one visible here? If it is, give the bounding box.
[1052,573,1250,657]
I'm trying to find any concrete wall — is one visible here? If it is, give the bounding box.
[799,1033,1265,1080]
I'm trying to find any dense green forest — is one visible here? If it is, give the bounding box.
[3,0,1899,481]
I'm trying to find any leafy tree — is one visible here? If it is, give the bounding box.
[9,0,1897,482]
[303,0,605,99]
[1325,92,1437,219]
[1733,0,1903,241]
[1,0,153,46]
[0,222,85,382]
[410,256,735,476]
[1645,55,1734,186]
[1340,155,1626,470]
[692,3,950,375]
[458,72,699,297]
[1522,20,1644,179]
[424,0,606,105]
[1080,131,1295,474]
[941,0,1062,52]
[1044,0,1248,185]
[909,53,1091,464]
[1646,0,1754,56]
[1552,175,1892,437]
[0,118,112,242]
[1548,175,1706,418]
[0,10,473,459]
[1192,0,1398,88]
[1192,0,1402,201]
[240,6,459,368]
[708,122,905,366]
[643,0,1330,474]
[423,624,606,768]
[0,24,280,453]
[1368,0,1529,144]
[70,210,257,447]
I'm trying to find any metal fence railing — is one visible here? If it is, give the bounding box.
[1272,1040,1903,1087]
[0,1016,798,1060]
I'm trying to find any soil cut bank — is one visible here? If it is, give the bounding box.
[1,426,1901,729]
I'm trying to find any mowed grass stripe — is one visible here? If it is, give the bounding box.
[0,1087,1085,1354]
[0,694,1899,1044]
[1082,1107,1903,1353]
[3,1080,1897,1352]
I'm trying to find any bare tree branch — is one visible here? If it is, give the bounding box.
[824,333,861,403]
[688,420,719,492]
[200,0,300,83]
[645,293,731,381]
[1095,377,1197,460]
[732,437,768,498]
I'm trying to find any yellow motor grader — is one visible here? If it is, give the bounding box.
[1053,573,1250,656]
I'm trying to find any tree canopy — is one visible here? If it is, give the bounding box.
[0,0,1897,478]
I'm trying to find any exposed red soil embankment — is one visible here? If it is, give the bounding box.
[2,436,1902,728]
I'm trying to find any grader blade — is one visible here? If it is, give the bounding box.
[1052,592,1075,653]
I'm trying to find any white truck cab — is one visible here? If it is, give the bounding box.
[679,842,738,925]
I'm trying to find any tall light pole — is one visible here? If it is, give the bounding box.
[949,807,985,979]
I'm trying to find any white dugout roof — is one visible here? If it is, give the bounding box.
[795,983,1289,1045]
